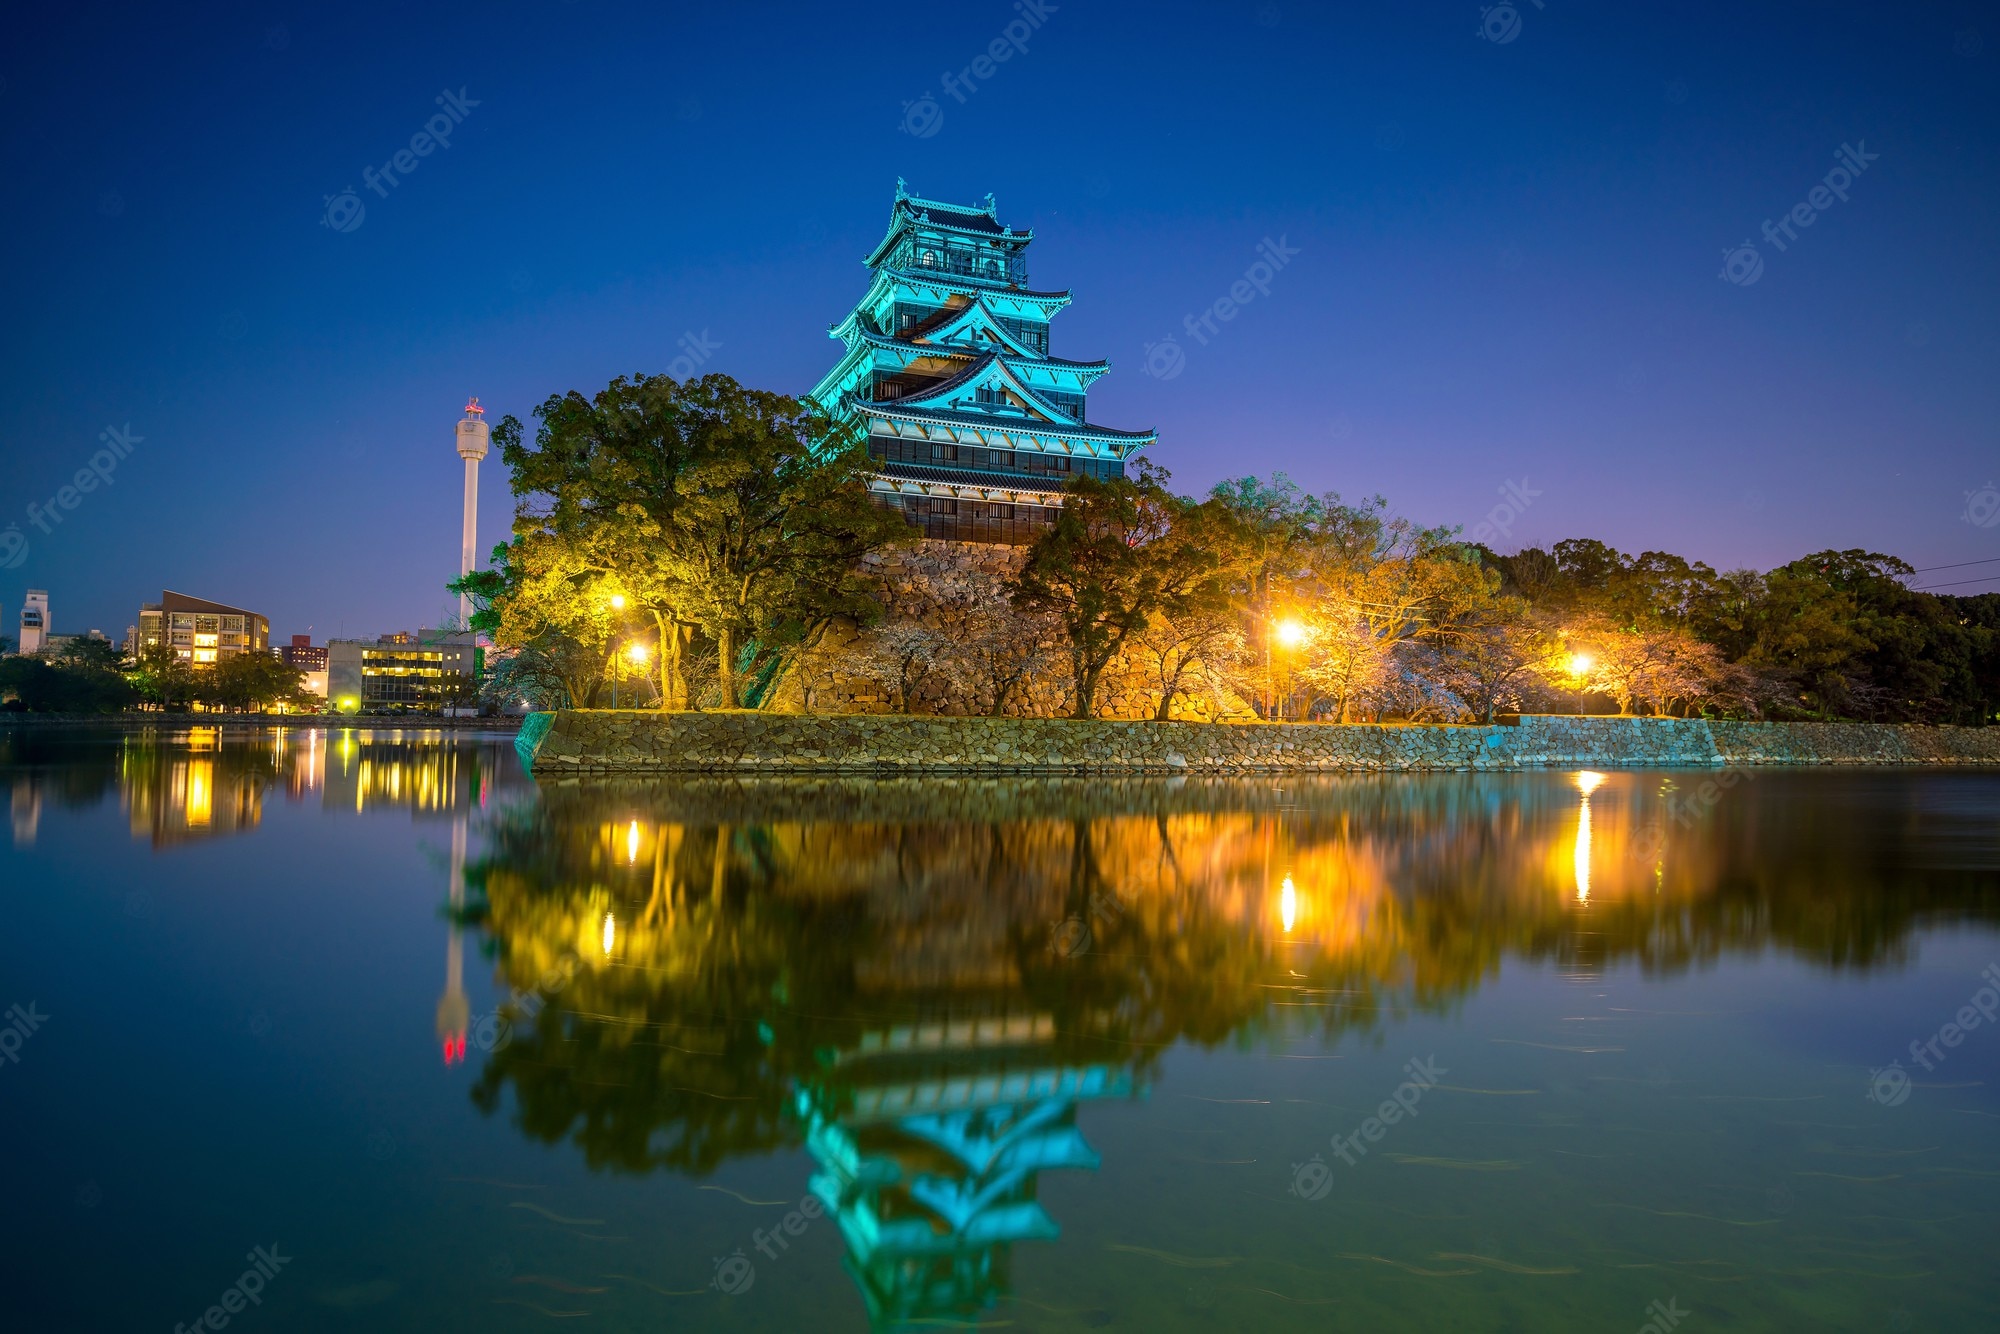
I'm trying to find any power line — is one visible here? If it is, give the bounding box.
[1909,555,2000,574]
[1912,575,2000,592]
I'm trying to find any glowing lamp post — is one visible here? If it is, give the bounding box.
[1270,618,1310,720]
[607,595,627,708]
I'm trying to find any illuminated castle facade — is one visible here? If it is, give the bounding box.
[812,181,1156,543]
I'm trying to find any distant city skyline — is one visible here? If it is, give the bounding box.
[4,0,1998,637]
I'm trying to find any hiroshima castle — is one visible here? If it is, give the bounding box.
[812,181,1156,544]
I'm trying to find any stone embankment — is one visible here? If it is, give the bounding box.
[517,711,2000,774]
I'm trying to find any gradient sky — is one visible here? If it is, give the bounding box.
[4,0,1998,641]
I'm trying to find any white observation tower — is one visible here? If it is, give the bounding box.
[455,398,489,629]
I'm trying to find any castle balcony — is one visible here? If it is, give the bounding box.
[885,241,1029,286]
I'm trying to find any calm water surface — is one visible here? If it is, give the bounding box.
[5,726,1999,1332]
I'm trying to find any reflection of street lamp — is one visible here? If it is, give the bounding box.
[1574,771,1606,902]
[1280,874,1298,933]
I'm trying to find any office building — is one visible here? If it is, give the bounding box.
[325,630,477,713]
[136,591,270,665]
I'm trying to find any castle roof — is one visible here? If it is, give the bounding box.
[858,351,1153,445]
[862,180,1032,269]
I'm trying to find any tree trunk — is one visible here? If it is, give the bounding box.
[717,627,739,708]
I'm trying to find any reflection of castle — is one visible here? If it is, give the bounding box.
[798,1006,1128,1327]
[463,773,1999,1326]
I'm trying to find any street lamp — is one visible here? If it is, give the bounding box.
[1270,617,1309,720]
[607,594,628,708]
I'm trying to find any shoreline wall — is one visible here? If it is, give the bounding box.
[517,711,2000,774]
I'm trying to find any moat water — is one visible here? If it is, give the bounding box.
[4,725,1998,1332]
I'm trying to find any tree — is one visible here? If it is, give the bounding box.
[1293,614,1394,722]
[954,602,1065,717]
[1135,604,1244,721]
[1012,463,1232,719]
[492,373,910,710]
[0,656,134,712]
[132,643,196,711]
[855,620,953,714]
[204,652,308,712]
[53,636,123,671]
[1433,601,1555,724]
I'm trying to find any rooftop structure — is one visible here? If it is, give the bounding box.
[812,182,1156,544]
[136,592,270,665]
[18,590,49,655]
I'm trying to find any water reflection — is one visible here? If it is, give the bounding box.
[457,772,2000,1326]
[0,726,526,849]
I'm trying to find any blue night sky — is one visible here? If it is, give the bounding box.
[3,1,1997,640]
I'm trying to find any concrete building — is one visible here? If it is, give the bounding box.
[44,629,112,658]
[136,591,270,665]
[279,635,331,699]
[17,590,49,655]
[326,630,477,713]
[278,634,330,674]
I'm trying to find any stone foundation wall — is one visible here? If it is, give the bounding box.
[520,711,2000,774]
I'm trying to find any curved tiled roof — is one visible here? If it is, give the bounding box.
[851,328,1109,371]
[861,394,1158,446]
[874,462,1072,492]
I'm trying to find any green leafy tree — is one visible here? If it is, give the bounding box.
[203,651,308,712]
[489,373,909,710]
[1013,463,1232,718]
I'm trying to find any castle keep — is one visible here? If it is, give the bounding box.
[812,182,1156,543]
